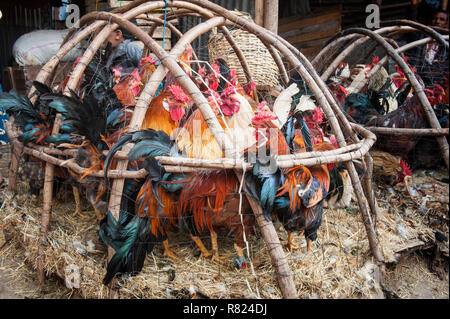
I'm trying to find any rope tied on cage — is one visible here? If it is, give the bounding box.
[236,160,261,298]
[156,0,169,97]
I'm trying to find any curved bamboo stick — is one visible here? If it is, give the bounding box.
[354,35,450,94]
[340,27,449,171]
[136,15,203,74]
[321,26,414,81]
[61,0,150,45]
[320,22,448,82]
[380,19,449,49]
[366,127,449,136]
[5,117,22,193]
[312,26,413,72]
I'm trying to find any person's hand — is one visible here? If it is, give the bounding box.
[411,0,422,6]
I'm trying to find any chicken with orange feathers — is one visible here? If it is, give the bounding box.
[175,58,257,160]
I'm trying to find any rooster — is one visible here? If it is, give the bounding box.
[370,150,412,185]
[141,84,192,136]
[245,95,334,252]
[178,170,254,267]
[99,177,157,285]
[140,46,196,136]
[139,55,158,85]
[38,80,126,220]
[0,81,77,199]
[103,129,187,260]
[364,83,446,158]
[176,59,256,160]
[112,67,142,107]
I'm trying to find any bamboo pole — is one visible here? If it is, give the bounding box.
[254,0,264,26]
[101,141,365,162]
[37,114,63,286]
[5,117,22,194]
[320,22,448,82]
[61,0,150,45]
[320,26,413,81]
[312,26,411,70]
[263,0,278,34]
[5,120,375,178]
[366,127,449,136]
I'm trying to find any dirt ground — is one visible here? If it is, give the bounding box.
[0,146,448,299]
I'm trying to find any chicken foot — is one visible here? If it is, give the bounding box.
[191,235,212,259]
[163,239,180,261]
[210,231,226,264]
[72,186,104,221]
[72,186,93,219]
[283,231,303,252]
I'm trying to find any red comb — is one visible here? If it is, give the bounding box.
[140,56,156,66]
[400,160,412,176]
[339,85,348,95]
[211,63,221,79]
[433,84,445,93]
[131,68,140,79]
[229,69,238,86]
[221,86,236,98]
[313,107,324,124]
[168,85,190,103]
[251,111,277,124]
[198,66,207,78]
[256,101,268,111]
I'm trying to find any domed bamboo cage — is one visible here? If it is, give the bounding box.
[3,0,392,299]
[312,20,449,171]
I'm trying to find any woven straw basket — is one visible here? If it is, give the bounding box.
[208,11,280,87]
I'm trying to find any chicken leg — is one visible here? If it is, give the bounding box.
[73,185,104,221]
[306,238,313,252]
[283,231,303,252]
[210,231,226,264]
[72,186,91,219]
[191,235,212,259]
[163,239,179,261]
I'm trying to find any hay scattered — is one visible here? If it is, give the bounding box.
[0,167,447,299]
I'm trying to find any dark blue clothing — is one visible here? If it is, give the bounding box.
[106,39,143,71]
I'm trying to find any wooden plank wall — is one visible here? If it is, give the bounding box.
[278,5,342,60]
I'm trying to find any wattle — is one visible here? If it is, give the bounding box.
[170,106,185,121]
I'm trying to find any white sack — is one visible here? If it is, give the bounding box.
[12,29,83,66]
